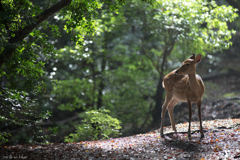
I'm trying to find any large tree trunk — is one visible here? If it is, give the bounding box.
[151,76,164,128]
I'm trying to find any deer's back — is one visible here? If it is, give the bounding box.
[162,70,204,102]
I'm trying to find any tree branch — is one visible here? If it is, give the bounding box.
[201,69,240,81]
[0,0,72,67]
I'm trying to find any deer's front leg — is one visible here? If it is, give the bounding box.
[187,99,192,138]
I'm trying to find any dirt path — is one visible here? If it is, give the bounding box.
[1,119,240,160]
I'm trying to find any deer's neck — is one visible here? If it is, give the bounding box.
[188,73,201,95]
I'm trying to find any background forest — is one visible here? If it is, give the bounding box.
[1,0,240,145]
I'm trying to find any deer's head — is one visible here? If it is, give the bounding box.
[175,54,202,75]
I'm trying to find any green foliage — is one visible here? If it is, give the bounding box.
[64,109,121,142]
[153,0,238,54]
[0,132,11,145]
[102,50,157,132]
[0,0,54,91]
[0,86,53,144]
[52,78,95,111]
[60,0,133,44]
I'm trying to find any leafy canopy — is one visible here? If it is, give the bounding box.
[153,0,238,55]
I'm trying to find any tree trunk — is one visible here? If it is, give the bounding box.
[97,65,106,109]
[97,37,107,109]
[151,76,164,128]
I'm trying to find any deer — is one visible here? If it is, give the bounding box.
[160,54,205,138]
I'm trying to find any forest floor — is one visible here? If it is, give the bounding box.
[1,118,240,160]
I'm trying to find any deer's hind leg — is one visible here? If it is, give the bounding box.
[187,99,192,138]
[160,94,173,137]
[197,100,204,138]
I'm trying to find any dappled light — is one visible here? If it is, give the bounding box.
[1,0,240,159]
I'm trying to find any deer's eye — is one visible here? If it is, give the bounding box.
[186,64,189,66]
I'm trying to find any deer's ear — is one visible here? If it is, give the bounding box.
[195,54,202,63]
[189,54,195,59]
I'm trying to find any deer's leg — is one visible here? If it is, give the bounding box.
[197,100,204,138]
[167,99,179,132]
[187,99,192,138]
[160,95,173,137]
